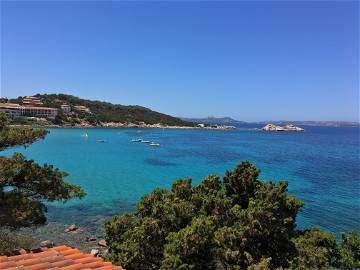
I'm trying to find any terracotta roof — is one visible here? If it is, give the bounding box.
[0,245,123,270]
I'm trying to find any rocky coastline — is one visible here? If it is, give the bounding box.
[16,222,109,256]
[13,120,236,130]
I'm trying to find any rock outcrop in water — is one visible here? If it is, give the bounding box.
[283,124,305,131]
[261,123,304,132]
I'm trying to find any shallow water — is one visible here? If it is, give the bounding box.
[3,124,359,235]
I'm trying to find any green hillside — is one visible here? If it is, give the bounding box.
[9,94,194,127]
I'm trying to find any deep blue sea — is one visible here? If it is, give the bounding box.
[3,124,359,235]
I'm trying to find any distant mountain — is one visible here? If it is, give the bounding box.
[9,94,194,127]
[257,121,360,127]
[182,116,244,124]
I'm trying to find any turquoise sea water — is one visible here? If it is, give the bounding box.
[2,124,359,235]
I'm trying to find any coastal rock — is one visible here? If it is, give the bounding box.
[90,249,99,257]
[65,224,78,232]
[86,236,97,242]
[18,248,27,255]
[283,124,304,131]
[262,123,285,131]
[261,123,304,132]
[40,240,54,248]
[98,239,107,247]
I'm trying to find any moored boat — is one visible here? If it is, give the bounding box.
[150,142,160,147]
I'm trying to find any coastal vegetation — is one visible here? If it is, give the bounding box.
[105,161,360,270]
[0,112,85,251]
[6,94,194,127]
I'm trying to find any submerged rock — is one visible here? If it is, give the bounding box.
[65,224,79,233]
[86,236,97,242]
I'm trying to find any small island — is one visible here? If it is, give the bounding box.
[261,123,305,132]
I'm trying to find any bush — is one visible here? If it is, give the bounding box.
[105,161,359,270]
[0,228,35,254]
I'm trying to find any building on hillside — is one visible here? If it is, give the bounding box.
[0,103,23,118]
[22,96,43,105]
[60,104,71,113]
[0,103,58,119]
[74,105,91,113]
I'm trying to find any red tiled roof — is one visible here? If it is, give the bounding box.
[0,245,123,270]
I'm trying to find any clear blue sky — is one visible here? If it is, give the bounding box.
[1,1,358,121]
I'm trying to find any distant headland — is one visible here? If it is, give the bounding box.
[182,117,359,127]
[0,94,234,130]
[181,116,244,124]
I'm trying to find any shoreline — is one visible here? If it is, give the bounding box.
[11,122,237,130]
[16,221,108,254]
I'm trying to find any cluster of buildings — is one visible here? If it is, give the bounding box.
[0,103,58,119]
[0,96,90,120]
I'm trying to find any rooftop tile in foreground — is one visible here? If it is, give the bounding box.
[0,245,123,270]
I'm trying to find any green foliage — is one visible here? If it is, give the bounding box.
[105,161,359,270]
[0,228,35,254]
[290,228,337,269]
[0,112,86,228]
[161,216,216,270]
[0,112,47,150]
[337,231,360,269]
[105,161,303,269]
[105,215,164,270]
[223,161,260,208]
[0,153,86,227]
[36,93,194,126]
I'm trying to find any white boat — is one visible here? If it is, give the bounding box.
[96,139,106,143]
[150,142,160,147]
[131,139,142,142]
[141,140,151,143]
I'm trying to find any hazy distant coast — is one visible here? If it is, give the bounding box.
[182,117,359,128]
[256,120,360,127]
[181,116,245,124]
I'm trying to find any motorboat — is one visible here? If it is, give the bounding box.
[150,142,160,147]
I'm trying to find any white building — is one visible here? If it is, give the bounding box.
[74,105,90,113]
[22,96,43,105]
[0,103,58,119]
